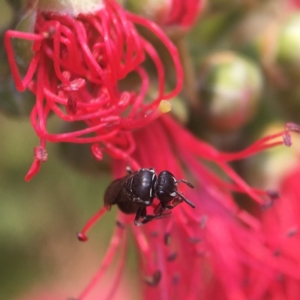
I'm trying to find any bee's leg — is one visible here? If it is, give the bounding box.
[134,207,171,226]
[134,207,147,226]
[154,200,182,215]
[126,166,133,174]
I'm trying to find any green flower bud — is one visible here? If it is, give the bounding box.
[276,13,300,79]
[197,51,262,132]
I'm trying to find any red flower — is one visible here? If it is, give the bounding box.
[77,118,300,300]
[4,0,183,181]
[5,1,300,299]
[164,0,204,28]
[290,0,300,8]
[258,158,300,299]
[125,0,205,31]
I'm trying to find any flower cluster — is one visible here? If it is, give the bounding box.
[4,0,182,181]
[77,117,300,299]
[258,158,300,299]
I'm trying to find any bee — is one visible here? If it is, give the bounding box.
[104,167,195,226]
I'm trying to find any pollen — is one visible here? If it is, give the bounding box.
[159,100,172,114]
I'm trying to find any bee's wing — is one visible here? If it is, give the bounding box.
[103,175,132,206]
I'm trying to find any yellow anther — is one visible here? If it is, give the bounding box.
[159,100,171,114]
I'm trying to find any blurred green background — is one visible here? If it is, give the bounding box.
[0,113,118,299]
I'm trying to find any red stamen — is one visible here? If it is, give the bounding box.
[77,206,108,242]
[127,13,184,99]
[78,217,126,299]
[34,146,48,162]
[103,236,128,300]
[286,122,300,133]
[90,144,103,161]
[25,159,41,182]
[66,93,78,115]
[4,30,44,91]
[283,132,292,147]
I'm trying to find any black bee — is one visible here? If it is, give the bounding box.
[104,167,195,226]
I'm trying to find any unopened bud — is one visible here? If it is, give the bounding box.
[197,51,262,132]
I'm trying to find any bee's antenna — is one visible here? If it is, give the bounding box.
[176,179,194,188]
[175,191,195,208]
